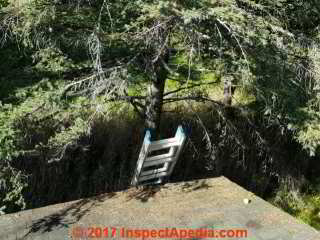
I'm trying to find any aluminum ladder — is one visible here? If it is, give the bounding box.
[131,126,186,186]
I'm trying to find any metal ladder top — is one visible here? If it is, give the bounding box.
[131,126,186,186]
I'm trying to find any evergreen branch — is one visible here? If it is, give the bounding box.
[163,96,223,106]
[163,81,219,97]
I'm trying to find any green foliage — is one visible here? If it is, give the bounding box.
[0,166,27,215]
[0,103,27,213]
[294,109,320,156]
[0,76,92,213]
[271,179,320,230]
[0,0,8,8]
[32,47,75,74]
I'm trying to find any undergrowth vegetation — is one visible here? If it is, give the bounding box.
[270,178,320,230]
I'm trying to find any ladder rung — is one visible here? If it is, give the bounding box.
[139,171,169,182]
[143,157,175,167]
[140,163,169,176]
[139,178,163,186]
[149,141,181,152]
[145,147,175,162]
[151,137,177,146]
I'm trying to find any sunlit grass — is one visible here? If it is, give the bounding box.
[269,184,320,230]
[297,195,320,230]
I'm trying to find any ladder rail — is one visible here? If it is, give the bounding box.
[132,125,186,186]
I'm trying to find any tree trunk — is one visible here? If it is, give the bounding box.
[145,56,169,140]
[223,80,233,106]
[222,79,236,118]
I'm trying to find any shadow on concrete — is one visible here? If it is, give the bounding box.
[181,179,212,193]
[23,192,116,237]
[126,185,167,202]
[125,179,213,203]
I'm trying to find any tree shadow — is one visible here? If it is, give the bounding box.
[23,192,116,237]
[125,178,213,203]
[126,185,165,202]
[181,179,213,193]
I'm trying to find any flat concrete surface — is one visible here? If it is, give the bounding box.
[0,176,319,240]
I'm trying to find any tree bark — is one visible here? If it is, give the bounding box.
[222,79,236,118]
[145,55,169,140]
[222,79,236,106]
